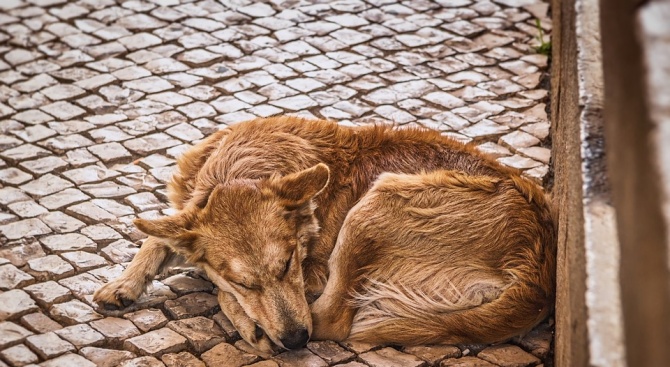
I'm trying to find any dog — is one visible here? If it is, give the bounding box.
[94,116,556,353]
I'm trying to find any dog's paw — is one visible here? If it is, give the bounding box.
[237,323,276,357]
[93,278,144,310]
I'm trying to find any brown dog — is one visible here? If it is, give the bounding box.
[94,116,556,353]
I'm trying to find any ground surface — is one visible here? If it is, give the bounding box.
[0,0,553,366]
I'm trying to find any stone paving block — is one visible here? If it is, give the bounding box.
[60,251,108,271]
[0,167,32,185]
[39,188,90,210]
[123,327,187,357]
[124,192,166,211]
[359,347,425,367]
[518,146,551,164]
[66,201,117,223]
[0,321,33,349]
[119,356,166,367]
[163,292,219,320]
[65,148,99,167]
[40,211,86,233]
[273,348,328,367]
[80,347,137,367]
[166,316,226,353]
[161,274,214,296]
[100,239,139,264]
[62,164,120,185]
[306,341,355,364]
[161,351,205,367]
[54,323,105,349]
[84,318,139,349]
[201,342,259,367]
[58,272,105,299]
[24,281,71,308]
[79,181,137,198]
[26,256,75,282]
[8,200,49,218]
[39,353,96,367]
[514,325,552,359]
[329,363,365,367]
[0,264,34,290]
[124,309,169,333]
[1,343,39,366]
[0,218,52,240]
[25,332,75,359]
[50,300,102,325]
[339,340,377,354]
[88,142,133,162]
[39,233,96,253]
[0,187,30,206]
[440,356,497,367]
[403,345,462,365]
[20,312,63,334]
[0,290,38,321]
[81,224,123,242]
[476,344,541,367]
[248,361,280,367]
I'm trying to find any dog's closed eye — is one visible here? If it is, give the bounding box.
[280,250,294,279]
[230,279,260,291]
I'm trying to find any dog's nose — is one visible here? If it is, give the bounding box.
[280,327,310,349]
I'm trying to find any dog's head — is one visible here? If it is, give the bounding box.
[135,163,330,350]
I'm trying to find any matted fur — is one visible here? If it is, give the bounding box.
[94,116,556,351]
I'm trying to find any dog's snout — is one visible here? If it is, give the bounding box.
[280,327,309,349]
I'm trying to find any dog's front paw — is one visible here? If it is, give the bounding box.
[237,323,276,357]
[93,277,145,310]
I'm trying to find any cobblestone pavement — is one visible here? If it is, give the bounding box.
[0,0,553,366]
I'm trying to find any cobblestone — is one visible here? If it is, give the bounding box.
[25,332,75,359]
[54,323,105,349]
[19,312,63,334]
[125,309,169,334]
[0,0,552,364]
[123,327,187,357]
[1,343,39,366]
[166,316,226,353]
[0,290,38,321]
[23,281,72,308]
[80,347,137,367]
[0,321,33,349]
[200,342,259,367]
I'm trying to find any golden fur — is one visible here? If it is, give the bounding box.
[94,116,556,353]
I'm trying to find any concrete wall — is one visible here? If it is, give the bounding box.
[552,0,625,366]
[600,0,670,366]
[554,0,670,365]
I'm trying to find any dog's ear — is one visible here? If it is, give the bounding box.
[268,163,330,205]
[134,214,204,263]
[134,212,194,239]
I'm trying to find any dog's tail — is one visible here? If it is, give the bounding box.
[348,174,556,345]
[348,262,552,345]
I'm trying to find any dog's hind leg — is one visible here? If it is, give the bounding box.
[94,236,170,309]
[217,291,275,356]
[309,242,358,341]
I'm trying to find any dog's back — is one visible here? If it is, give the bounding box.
[321,169,556,345]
